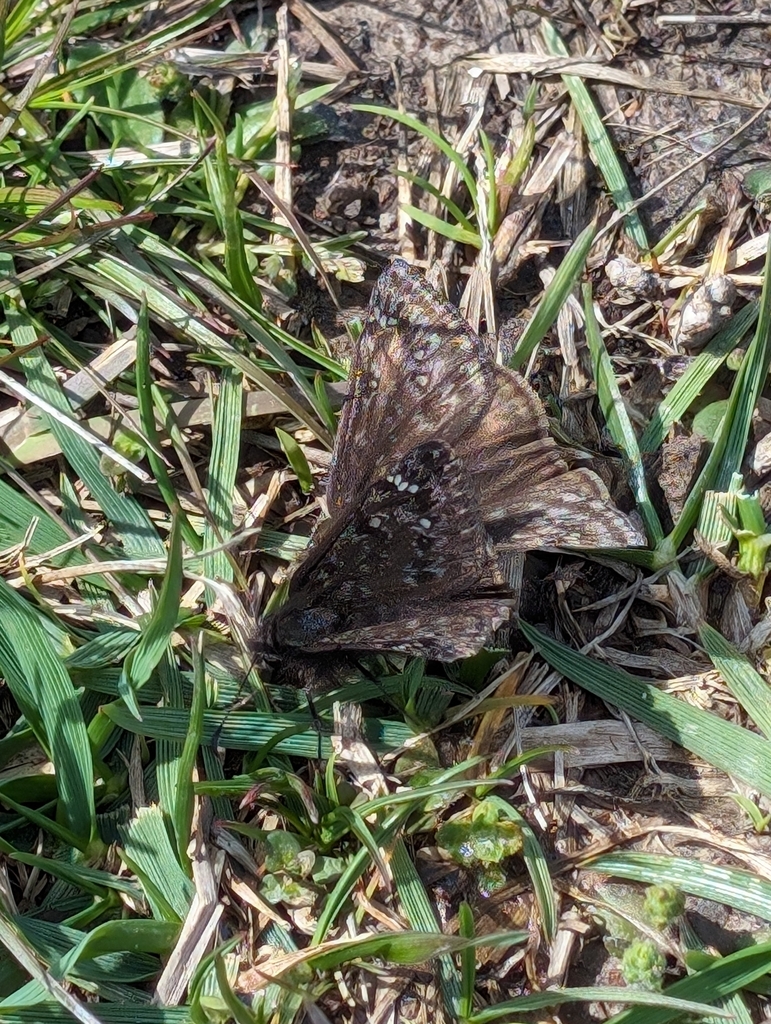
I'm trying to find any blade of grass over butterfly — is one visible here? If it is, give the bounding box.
[520,620,771,798]
[699,622,771,739]
[586,852,771,923]
[639,302,758,454]
[583,283,663,544]
[669,233,771,552]
[541,20,648,251]
[0,578,96,842]
[510,221,597,370]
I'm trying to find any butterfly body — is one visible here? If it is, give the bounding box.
[256,260,643,685]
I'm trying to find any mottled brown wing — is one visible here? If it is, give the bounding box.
[329,260,642,549]
[457,365,645,548]
[282,603,511,662]
[257,260,644,686]
[327,260,494,516]
[266,441,506,660]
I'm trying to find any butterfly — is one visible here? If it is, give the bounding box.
[255,260,644,687]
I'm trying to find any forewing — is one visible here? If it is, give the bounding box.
[330,270,641,549]
[327,260,493,514]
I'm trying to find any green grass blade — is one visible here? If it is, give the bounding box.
[390,841,462,1018]
[120,516,183,717]
[668,234,771,551]
[395,169,477,232]
[541,19,648,250]
[401,204,481,247]
[0,907,103,1024]
[174,639,206,873]
[583,283,662,543]
[54,919,178,976]
[0,476,105,585]
[470,986,734,1022]
[83,246,332,446]
[9,852,142,899]
[155,653,185,841]
[587,852,771,923]
[510,221,597,370]
[118,806,195,922]
[458,903,476,1020]
[699,622,771,739]
[0,1007,192,1022]
[101,703,414,757]
[276,427,314,494]
[0,793,88,855]
[135,300,201,552]
[352,104,478,201]
[639,303,758,453]
[470,988,733,1023]
[485,797,558,943]
[1,273,163,559]
[32,0,231,104]
[521,620,771,799]
[197,102,260,310]
[202,366,242,587]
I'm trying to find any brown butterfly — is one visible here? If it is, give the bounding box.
[255,260,643,685]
